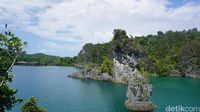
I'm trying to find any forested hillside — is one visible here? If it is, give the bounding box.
[76,28,200,77]
[76,43,112,66]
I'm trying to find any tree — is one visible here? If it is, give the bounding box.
[21,97,46,112]
[0,25,26,112]
[157,31,164,37]
[99,57,113,76]
[111,29,129,54]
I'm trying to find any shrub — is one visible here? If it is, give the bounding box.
[99,57,113,76]
[21,97,46,112]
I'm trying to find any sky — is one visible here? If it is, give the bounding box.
[0,0,200,57]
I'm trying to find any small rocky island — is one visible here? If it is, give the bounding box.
[69,29,157,112]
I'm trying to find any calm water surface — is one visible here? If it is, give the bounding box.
[9,66,200,112]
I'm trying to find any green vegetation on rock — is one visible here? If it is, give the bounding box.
[99,57,114,76]
[76,43,112,66]
[135,29,200,76]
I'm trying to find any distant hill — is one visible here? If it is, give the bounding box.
[16,53,76,66]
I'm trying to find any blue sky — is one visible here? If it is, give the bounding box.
[0,0,200,57]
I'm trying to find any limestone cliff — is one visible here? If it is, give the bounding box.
[113,53,156,111]
[124,69,156,111]
[69,53,156,111]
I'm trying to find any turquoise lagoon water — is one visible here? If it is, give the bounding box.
[9,66,200,112]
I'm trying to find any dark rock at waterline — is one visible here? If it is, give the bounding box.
[68,72,82,78]
[169,70,181,77]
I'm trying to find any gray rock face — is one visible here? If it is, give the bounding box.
[114,53,139,68]
[68,70,112,81]
[113,58,134,84]
[112,54,141,84]
[183,68,200,78]
[127,70,151,101]
[113,53,156,111]
[125,69,156,111]
[68,72,82,78]
[101,73,112,81]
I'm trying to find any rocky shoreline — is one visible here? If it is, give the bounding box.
[68,55,156,112]
[68,71,113,82]
[68,68,156,112]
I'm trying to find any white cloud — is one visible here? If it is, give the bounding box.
[0,0,200,56]
[36,41,82,56]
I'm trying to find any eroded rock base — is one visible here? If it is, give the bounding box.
[125,100,156,112]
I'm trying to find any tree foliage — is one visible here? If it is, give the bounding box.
[99,57,113,76]
[0,27,26,111]
[76,42,112,66]
[135,28,200,76]
[112,29,129,53]
[21,97,46,112]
